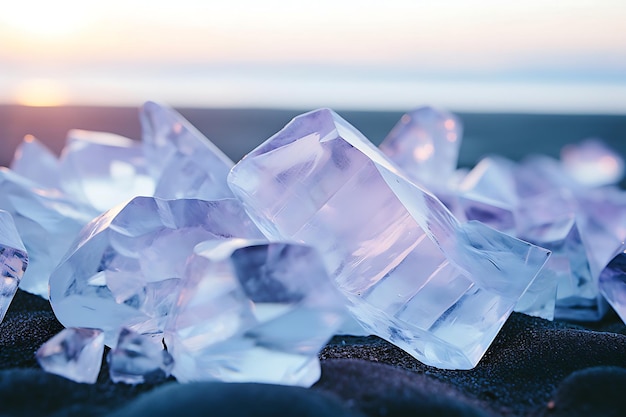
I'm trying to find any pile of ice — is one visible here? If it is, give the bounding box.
[0,102,623,386]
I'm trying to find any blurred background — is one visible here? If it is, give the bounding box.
[1,0,625,166]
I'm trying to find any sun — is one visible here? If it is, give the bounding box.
[1,0,95,38]
[13,79,69,107]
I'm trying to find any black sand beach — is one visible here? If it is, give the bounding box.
[0,105,625,416]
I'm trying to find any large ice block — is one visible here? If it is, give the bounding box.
[165,239,346,386]
[228,108,550,369]
[140,101,235,200]
[35,327,105,384]
[0,168,96,297]
[49,197,265,344]
[58,130,155,212]
[0,209,28,323]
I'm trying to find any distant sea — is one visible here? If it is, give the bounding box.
[0,105,625,187]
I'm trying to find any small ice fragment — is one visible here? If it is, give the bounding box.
[0,209,28,323]
[35,327,105,384]
[108,328,173,384]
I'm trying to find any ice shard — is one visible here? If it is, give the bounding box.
[0,168,96,297]
[140,101,235,200]
[108,328,173,384]
[10,135,61,190]
[380,106,462,192]
[58,130,155,212]
[599,244,626,323]
[0,209,28,323]
[35,327,105,384]
[49,197,265,344]
[165,239,346,385]
[228,108,550,369]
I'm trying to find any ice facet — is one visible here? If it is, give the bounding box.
[140,101,235,200]
[35,327,105,384]
[561,139,625,187]
[10,135,61,189]
[49,197,264,344]
[165,240,346,385]
[108,327,173,384]
[0,168,96,297]
[380,106,462,191]
[228,108,550,369]
[0,209,28,323]
[457,157,518,235]
[58,130,155,212]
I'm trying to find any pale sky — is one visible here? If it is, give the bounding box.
[1,0,625,112]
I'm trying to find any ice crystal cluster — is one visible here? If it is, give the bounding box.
[0,102,623,385]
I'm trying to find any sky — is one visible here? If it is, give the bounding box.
[1,0,625,113]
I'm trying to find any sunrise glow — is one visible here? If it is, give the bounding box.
[0,0,624,112]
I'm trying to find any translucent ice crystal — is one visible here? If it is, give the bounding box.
[456,152,624,321]
[165,239,346,385]
[0,209,28,323]
[10,135,61,190]
[58,130,155,212]
[380,106,462,191]
[35,327,105,384]
[108,327,173,384]
[140,101,235,200]
[228,108,550,370]
[0,168,96,297]
[599,245,626,322]
[561,139,625,187]
[49,197,265,344]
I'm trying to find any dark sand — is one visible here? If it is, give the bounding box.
[1,290,625,417]
[0,105,625,416]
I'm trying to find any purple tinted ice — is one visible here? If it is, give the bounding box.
[228,108,550,369]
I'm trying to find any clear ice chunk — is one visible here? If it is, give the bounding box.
[35,327,105,384]
[228,108,550,369]
[140,101,235,200]
[0,168,96,297]
[599,245,626,323]
[455,152,624,321]
[0,209,28,323]
[561,139,625,187]
[108,327,173,384]
[58,130,155,212]
[49,197,265,344]
[10,135,61,190]
[165,239,346,385]
[380,106,462,191]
